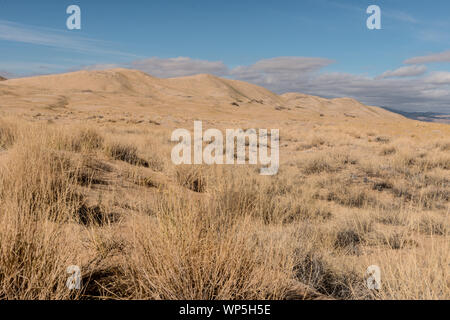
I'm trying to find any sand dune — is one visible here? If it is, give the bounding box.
[0,68,403,122]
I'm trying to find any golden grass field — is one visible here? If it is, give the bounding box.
[0,69,448,299]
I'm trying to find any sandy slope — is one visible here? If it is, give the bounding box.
[282,93,401,119]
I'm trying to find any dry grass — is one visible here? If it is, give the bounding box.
[0,117,448,300]
[0,126,83,299]
[118,196,297,299]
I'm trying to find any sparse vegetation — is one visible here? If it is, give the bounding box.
[0,92,448,300]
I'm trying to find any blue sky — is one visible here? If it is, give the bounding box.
[1,0,449,112]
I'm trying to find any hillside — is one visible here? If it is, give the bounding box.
[281,93,404,119]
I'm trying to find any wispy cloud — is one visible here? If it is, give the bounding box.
[0,19,138,58]
[377,65,427,79]
[404,50,450,64]
[383,10,418,24]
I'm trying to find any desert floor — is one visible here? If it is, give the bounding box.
[0,69,448,299]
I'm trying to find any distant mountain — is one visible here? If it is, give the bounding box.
[0,76,7,81]
[381,107,450,124]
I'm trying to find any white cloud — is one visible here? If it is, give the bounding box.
[377,65,427,79]
[404,50,450,64]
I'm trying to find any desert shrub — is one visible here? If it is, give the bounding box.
[51,127,104,153]
[302,155,335,174]
[414,215,448,236]
[76,128,104,151]
[176,165,208,193]
[326,185,376,208]
[380,146,396,156]
[334,217,374,249]
[418,186,449,209]
[297,136,327,150]
[105,141,148,167]
[0,120,17,150]
[293,252,368,299]
[146,153,166,172]
[381,231,417,250]
[279,198,333,223]
[375,136,390,144]
[334,229,362,248]
[74,157,111,187]
[302,152,357,175]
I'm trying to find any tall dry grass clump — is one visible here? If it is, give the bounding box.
[118,194,298,299]
[0,123,83,299]
[0,119,17,150]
